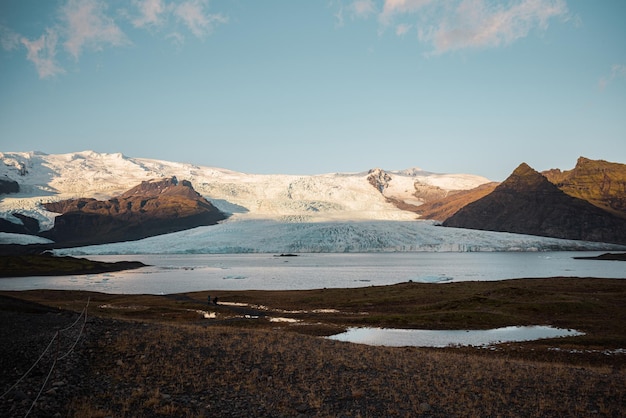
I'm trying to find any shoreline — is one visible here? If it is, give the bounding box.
[0,254,146,278]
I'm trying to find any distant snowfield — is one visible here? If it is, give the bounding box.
[2,150,625,253]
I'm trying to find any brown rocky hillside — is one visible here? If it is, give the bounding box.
[542,157,626,219]
[416,182,498,221]
[41,177,226,245]
[442,163,626,245]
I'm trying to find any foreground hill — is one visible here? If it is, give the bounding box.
[1,279,624,417]
[443,163,626,245]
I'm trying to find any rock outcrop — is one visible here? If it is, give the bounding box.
[542,157,626,218]
[41,177,226,246]
[443,163,626,245]
[0,176,19,194]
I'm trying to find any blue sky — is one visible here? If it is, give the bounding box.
[1,0,624,180]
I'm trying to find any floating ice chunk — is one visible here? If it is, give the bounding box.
[412,276,454,283]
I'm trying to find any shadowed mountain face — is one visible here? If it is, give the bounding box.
[41,177,226,246]
[0,177,19,194]
[542,157,626,219]
[442,163,626,245]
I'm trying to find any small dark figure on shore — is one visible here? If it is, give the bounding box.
[207,295,211,305]
[213,296,219,305]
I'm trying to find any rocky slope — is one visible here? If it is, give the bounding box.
[543,157,626,218]
[443,163,626,245]
[40,177,226,246]
[415,182,499,221]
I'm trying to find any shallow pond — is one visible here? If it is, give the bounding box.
[327,326,584,347]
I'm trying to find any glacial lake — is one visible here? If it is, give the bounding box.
[327,326,584,347]
[0,251,624,294]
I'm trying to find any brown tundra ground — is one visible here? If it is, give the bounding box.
[1,277,624,417]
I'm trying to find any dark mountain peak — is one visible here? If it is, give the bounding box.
[443,160,626,245]
[497,162,556,193]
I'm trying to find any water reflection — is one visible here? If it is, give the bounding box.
[327,326,583,347]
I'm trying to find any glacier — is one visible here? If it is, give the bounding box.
[2,150,625,254]
[56,217,625,255]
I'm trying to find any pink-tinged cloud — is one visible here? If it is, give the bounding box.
[21,29,65,79]
[396,23,412,36]
[61,0,128,59]
[350,0,377,19]
[133,0,167,28]
[174,0,227,39]
[380,0,434,25]
[421,0,568,54]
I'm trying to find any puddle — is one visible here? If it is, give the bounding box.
[327,326,583,347]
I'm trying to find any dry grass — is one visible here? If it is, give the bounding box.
[2,278,625,416]
[67,321,624,417]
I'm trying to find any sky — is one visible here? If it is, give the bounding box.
[1,0,625,181]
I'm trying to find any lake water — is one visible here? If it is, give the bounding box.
[1,251,624,294]
[327,326,584,347]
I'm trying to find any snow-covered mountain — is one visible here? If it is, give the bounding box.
[2,150,624,253]
[0,150,489,226]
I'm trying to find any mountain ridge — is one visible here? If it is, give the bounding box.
[542,156,626,219]
[2,151,625,251]
[443,162,626,245]
[0,150,490,229]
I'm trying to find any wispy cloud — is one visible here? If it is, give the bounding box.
[1,24,64,79]
[61,0,128,59]
[350,0,377,19]
[379,0,434,25]
[21,29,65,79]
[0,24,22,51]
[599,64,626,91]
[421,0,568,54]
[341,0,568,52]
[132,0,167,28]
[2,0,228,79]
[174,0,227,39]
[395,23,412,37]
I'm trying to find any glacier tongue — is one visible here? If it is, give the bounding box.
[56,219,625,255]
